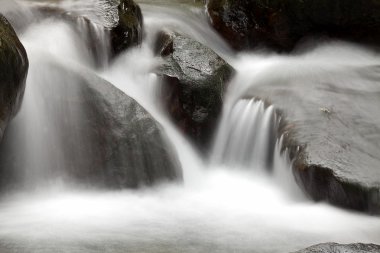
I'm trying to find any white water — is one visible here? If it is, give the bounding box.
[0,1,379,252]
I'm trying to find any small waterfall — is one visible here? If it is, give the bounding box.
[0,19,95,189]
[0,1,379,253]
[211,99,278,170]
[75,16,111,67]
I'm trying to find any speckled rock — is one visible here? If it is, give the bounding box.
[246,56,380,213]
[156,31,234,149]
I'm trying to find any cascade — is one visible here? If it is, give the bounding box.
[0,1,378,252]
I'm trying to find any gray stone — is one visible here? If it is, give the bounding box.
[0,61,182,190]
[247,63,380,213]
[156,31,234,148]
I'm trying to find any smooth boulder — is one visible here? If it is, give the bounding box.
[156,31,234,148]
[0,15,28,140]
[292,243,380,253]
[110,0,143,57]
[246,48,380,213]
[207,0,380,51]
[0,60,182,190]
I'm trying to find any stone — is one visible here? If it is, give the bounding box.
[156,31,234,149]
[110,0,143,57]
[0,15,28,140]
[0,60,182,190]
[207,0,380,51]
[246,57,380,213]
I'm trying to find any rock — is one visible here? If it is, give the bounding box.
[292,243,380,253]
[246,54,380,213]
[156,31,234,149]
[0,60,182,190]
[27,0,143,59]
[110,0,143,57]
[207,0,380,51]
[0,15,28,140]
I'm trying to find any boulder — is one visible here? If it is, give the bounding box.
[156,31,234,149]
[0,15,28,140]
[246,57,380,213]
[0,60,182,190]
[28,0,143,59]
[110,0,143,57]
[207,0,380,51]
[292,243,380,253]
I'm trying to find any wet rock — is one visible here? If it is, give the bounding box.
[246,59,380,214]
[28,0,143,59]
[292,243,380,253]
[0,15,28,140]
[110,0,143,57]
[0,61,182,190]
[207,0,380,51]
[156,31,234,148]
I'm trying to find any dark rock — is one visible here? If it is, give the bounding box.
[156,31,234,149]
[110,0,143,57]
[0,15,28,140]
[292,243,380,253]
[28,0,143,60]
[207,0,380,51]
[0,60,182,190]
[246,59,380,213]
[154,30,174,57]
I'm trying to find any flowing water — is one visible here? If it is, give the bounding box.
[0,1,379,252]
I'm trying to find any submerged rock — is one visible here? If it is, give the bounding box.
[0,61,182,190]
[0,15,28,140]
[207,0,380,51]
[292,243,380,253]
[246,59,380,213]
[156,31,234,148]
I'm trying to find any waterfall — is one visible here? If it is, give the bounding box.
[0,1,379,253]
[211,99,278,170]
[75,16,111,67]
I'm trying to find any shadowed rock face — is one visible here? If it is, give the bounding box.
[156,31,234,149]
[247,59,380,213]
[110,0,143,57]
[0,61,182,190]
[0,15,28,140]
[292,243,380,253]
[207,0,380,51]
